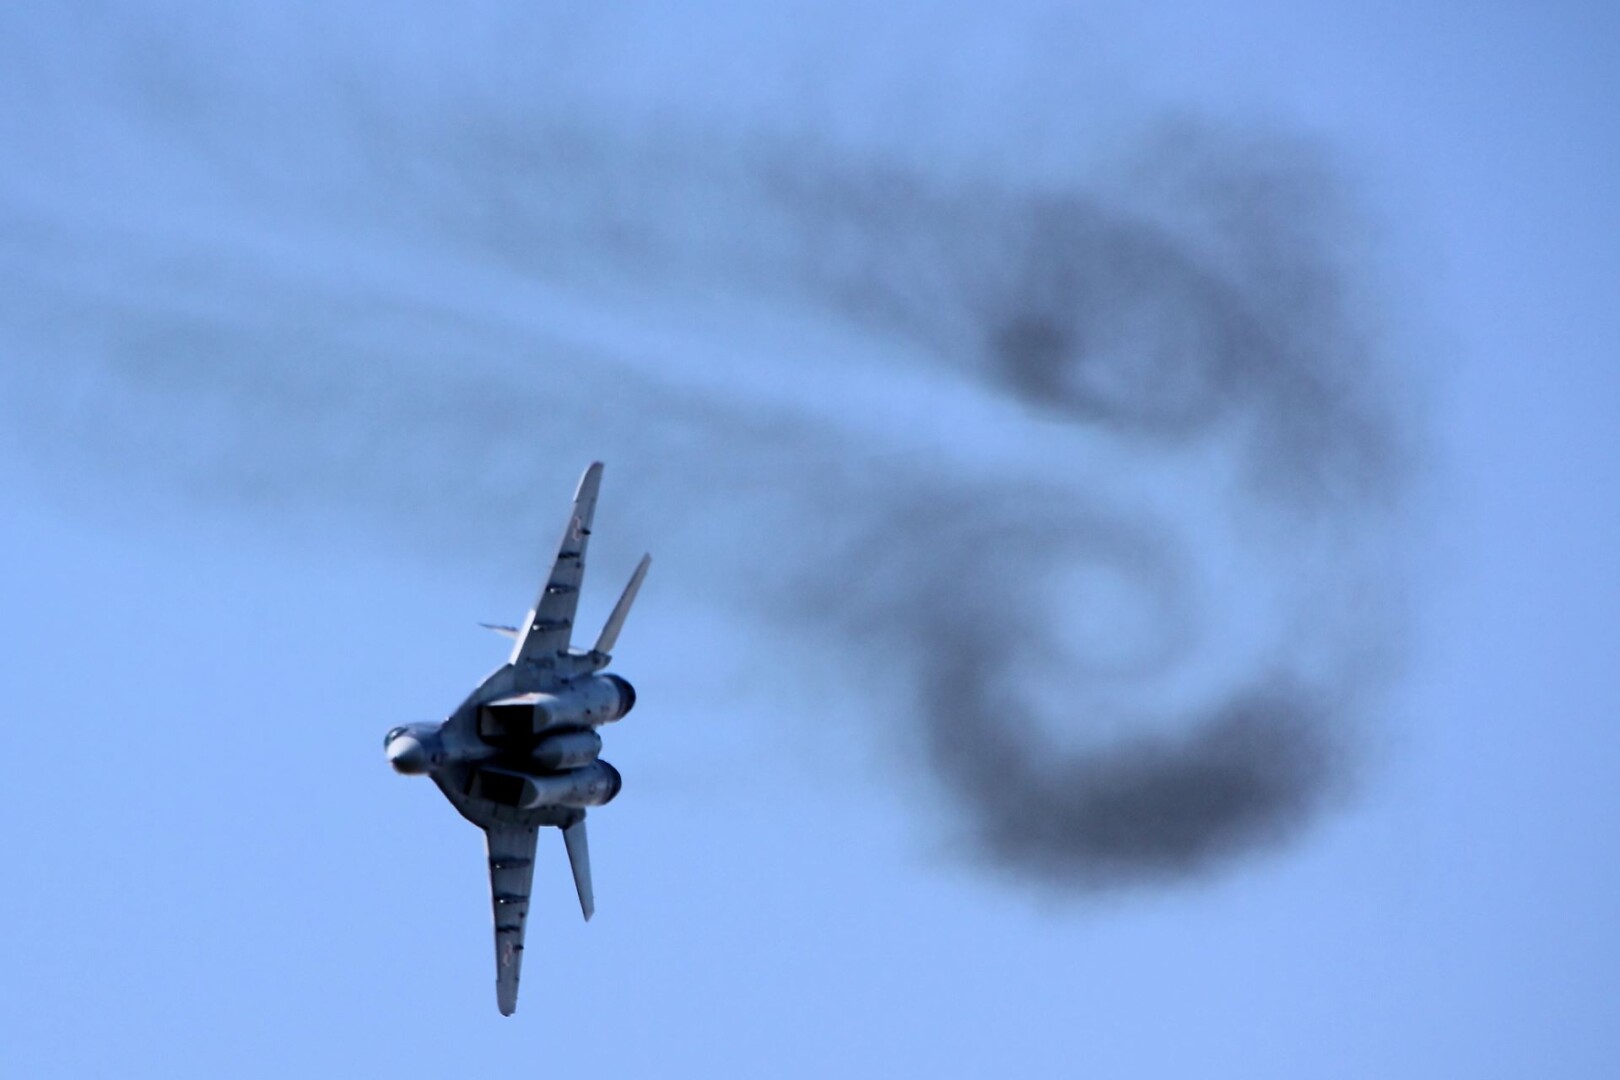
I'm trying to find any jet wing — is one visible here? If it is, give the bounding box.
[484,824,540,1017]
[509,462,604,665]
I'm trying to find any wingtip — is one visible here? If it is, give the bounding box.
[572,461,605,501]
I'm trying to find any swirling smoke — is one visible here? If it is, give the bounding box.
[0,6,1413,891]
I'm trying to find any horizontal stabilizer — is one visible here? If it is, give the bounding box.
[480,623,520,640]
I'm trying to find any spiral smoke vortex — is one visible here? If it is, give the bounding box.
[776,129,1410,887]
[0,7,1413,891]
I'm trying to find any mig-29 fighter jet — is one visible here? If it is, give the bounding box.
[384,462,650,1016]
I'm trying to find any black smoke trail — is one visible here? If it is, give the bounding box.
[0,5,1414,891]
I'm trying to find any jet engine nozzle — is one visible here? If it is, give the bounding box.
[387,734,431,775]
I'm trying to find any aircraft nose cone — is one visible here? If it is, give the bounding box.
[387,735,430,775]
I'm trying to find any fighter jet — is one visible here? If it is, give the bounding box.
[384,462,650,1016]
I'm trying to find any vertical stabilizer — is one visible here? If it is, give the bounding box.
[594,554,652,657]
[562,817,594,921]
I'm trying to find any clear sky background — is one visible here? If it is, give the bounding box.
[2,3,1617,1077]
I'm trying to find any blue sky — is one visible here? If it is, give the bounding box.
[2,3,1617,1076]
